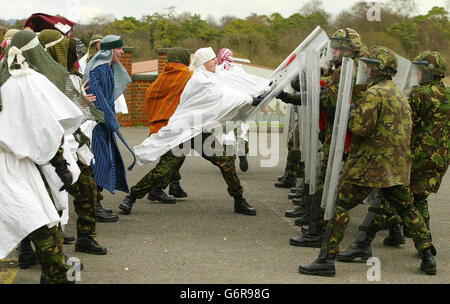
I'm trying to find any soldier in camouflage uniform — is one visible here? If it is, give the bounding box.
[337,51,449,258]
[408,51,449,228]
[298,46,437,277]
[121,132,256,216]
[284,29,368,247]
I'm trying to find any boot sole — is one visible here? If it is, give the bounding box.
[288,194,302,200]
[289,240,322,248]
[147,194,176,204]
[234,210,257,216]
[336,255,371,263]
[275,184,296,189]
[298,267,335,277]
[63,239,75,245]
[119,204,131,215]
[420,265,437,275]
[168,192,188,198]
[75,247,108,255]
[96,217,119,223]
[294,219,309,225]
[284,212,306,218]
[383,240,405,246]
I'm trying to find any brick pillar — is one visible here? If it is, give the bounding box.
[157,48,170,74]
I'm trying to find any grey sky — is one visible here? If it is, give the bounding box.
[1,0,447,23]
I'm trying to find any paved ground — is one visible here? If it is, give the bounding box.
[3,128,450,284]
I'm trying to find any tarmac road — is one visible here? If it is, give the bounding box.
[4,128,450,284]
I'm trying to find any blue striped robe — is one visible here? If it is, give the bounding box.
[86,63,135,194]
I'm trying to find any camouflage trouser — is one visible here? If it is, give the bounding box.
[29,225,69,284]
[367,191,431,235]
[318,129,332,191]
[66,162,97,238]
[131,132,243,199]
[413,193,430,229]
[323,182,432,255]
[130,151,186,199]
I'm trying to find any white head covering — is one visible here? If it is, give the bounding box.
[190,47,216,71]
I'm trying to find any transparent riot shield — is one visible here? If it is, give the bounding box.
[283,103,295,148]
[299,64,308,164]
[242,26,329,120]
[305,48,322,195]
[321,57,355,220]
[393,54,413,93]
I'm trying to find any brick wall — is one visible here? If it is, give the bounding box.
[157,48,169,74]
[117,47,159,127]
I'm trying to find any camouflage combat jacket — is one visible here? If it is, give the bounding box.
[343,79,412,188]
[409,80,450,194]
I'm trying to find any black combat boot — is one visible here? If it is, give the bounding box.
[285,206,307,218]
[420,246,437,275]
[290,186,300,193]
[274,174,296,188]
[277,169,289,182]
[290,231,323,248]
[97,201,113,214]
[147,187,176,204]
[239,156,249,172]
[336,242,372,262]
[168,180,188,198]
[62,231,75,244]
[119,195,136,215]
[383,223,406,246]
[95,203,119,223]
[298,254,336,277]
[18,237,38,269]
[292,197,303,206]
[75,236,107,255]
[234,197,257,216]
[288,187,304,200]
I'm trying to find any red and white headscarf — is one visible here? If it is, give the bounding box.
[217,48,233,71]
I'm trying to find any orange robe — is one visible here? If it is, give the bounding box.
[145,62,193,135]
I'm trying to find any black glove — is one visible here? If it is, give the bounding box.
[290,75,300,92]
[252,94,266,106]
[50,157,73,191]
[277,91,302,106]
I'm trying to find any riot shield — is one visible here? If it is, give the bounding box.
[299,63,308,163]
[306,48,322,195]
[283,104,295,148]
[393,54,413,93]
[321,57,355,220]
[243,26,329,120]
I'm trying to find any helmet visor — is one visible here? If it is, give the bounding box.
[412,61,434,84]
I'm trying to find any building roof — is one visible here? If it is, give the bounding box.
[132,59,158,75]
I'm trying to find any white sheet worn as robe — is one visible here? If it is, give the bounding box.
[134,67,270,165]
[216,63,254,145]
[0,69,83,258]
